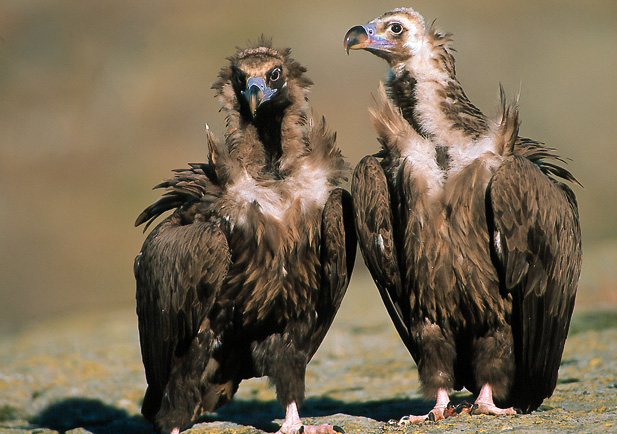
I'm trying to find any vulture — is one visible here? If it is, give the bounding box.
[344,7,581,422]
[134,40,355,434]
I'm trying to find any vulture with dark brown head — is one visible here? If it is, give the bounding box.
[344,8,581,422]
[134,40,355,434]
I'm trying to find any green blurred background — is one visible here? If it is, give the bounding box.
[1,0,616,330]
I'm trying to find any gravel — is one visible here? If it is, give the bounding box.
[1,279,616,434]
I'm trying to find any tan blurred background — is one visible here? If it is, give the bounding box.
[1,0,616,331]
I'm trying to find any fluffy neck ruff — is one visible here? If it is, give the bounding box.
[207,42,349,227]
[387,24,488,148]
[211,41,313,182]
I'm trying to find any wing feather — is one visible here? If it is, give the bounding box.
[488,155,581,412]
[308,188,357,358]
[135,214,230,418]
[352,155,412,353]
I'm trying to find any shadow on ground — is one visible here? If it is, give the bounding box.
[211,395,439,429]
[34,398,152,434]
[33,395,443,433]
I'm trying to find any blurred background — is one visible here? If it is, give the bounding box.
[1,0,616,331]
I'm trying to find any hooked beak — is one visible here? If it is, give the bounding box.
[242,76,277,115]
[344,23,396,54]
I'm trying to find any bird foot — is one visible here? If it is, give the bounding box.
[302,424,344,434]
[392,388,463,425]
[392,401,474,425]
[276,423,344,434]
[451,402,473,415]
[170,428,180,434]
[470,402,517,416]
[395,404,448,424]
[444,401,473,417]
[470,383,518,416]
[277,402,344,434]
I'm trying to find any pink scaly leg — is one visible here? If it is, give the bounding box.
[471,383,517,415]
[276,401,344,434]
[398,388,451,424]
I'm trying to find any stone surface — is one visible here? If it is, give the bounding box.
[1,283,616,434]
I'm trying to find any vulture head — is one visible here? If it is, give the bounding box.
[213,39,313,122]
[211,39,315,177]
[344,8,429,66]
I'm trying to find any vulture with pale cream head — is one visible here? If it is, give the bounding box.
[344,7,581,422]
[135,40,355,434]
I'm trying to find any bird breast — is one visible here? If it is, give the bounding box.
[399,138,502,200]
[224,162,332,228]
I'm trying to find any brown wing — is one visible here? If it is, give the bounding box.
[308,188,357,359]
[488,155,581,412]
[352,155,413,355]
[135,210,230,419]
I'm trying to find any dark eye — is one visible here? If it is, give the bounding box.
[270,67,282,82]
[390,23,403,34]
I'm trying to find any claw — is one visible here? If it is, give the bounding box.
[471,403,516,416]
[397,414,429,424]
[471,384,517,416]
[397,388,450,424]
[455,402,473,414]
[443,402,458,418]
[333,426,345,433]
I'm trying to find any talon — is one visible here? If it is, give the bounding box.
[333,426,345,433]
[470,384,517,416]
[427,411,436,422]
[470,403,479,415]
[443,402,458,418]
[397,415,414,426]
[455,402,472,414]
[299,426,304,434]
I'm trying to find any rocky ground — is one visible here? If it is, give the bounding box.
[1,279,616,434]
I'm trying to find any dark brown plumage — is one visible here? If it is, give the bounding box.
[134,39,356,434]
[344,8,581,422]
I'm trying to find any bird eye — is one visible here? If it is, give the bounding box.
[270,67,282,82]
[390,23,403,34]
